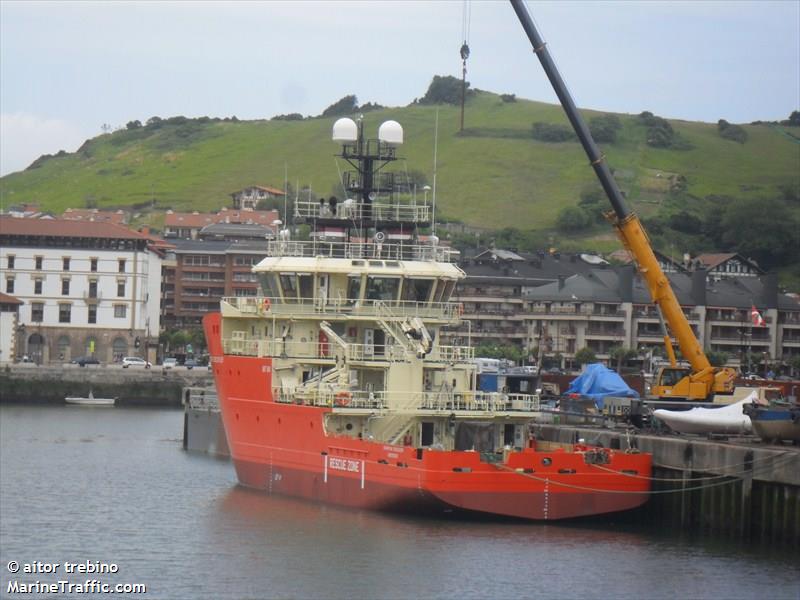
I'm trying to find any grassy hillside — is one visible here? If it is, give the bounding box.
[2,91,798,237]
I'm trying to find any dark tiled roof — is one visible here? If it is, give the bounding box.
[0,216,148,240]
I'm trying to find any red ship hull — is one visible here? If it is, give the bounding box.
[205,314,651,520]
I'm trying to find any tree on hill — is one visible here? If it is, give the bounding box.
[126,120,142,130]
[418,75,473,105]
[321,95,358,118]
[786,111,800,127]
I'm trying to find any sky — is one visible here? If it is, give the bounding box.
[1,0,798,176]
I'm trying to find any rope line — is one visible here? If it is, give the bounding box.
[493,463,757,496]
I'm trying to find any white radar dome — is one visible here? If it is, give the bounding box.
[332,118,358,142]
[378,120,403,146]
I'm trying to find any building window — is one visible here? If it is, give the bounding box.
[114,304,127,318]
[89,280,98,298]
[90,258,98,272]
[59,304,71,323]
[117,280,126,297]
[34,279,42,295]
[88,305,97,324]
[118,259,126,273]
[63,257,70,271]
[6,255,14,270]
[5,278,13,294]
[57,335,70,361]
[31,302,44,322]
[35,256,43,270]
[62,278,70,295]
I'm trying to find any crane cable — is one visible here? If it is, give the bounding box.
[461,0,471,49]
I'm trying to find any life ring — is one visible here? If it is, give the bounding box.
[260,297,271,313]
[335,391,352,407]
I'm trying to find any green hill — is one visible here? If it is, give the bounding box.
[2,91,798,279]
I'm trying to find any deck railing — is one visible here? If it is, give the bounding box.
[294,198,431,223]
[222,295,461,321]
[273,388,540,413]
[264,240,459,263]
[221,336,473,363]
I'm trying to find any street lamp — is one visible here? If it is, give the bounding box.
[422,185,431,203]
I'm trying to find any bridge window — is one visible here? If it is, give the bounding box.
[279,273,298,301]
[298,274,314,302]
[432,279,456,303]
[347,275,363,304]
[366,276,400,303]
[401,279,434,303]
[257,273,279,298]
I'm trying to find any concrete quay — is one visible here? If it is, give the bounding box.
[0,363,213,406]
[536,424,800,546]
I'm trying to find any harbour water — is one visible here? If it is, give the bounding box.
[1,404,797,599]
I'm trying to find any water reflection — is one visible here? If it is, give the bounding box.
[1,405,797,600]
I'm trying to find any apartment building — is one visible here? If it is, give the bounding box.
[445,248,800,372]
[0,217,164,364]
[161,239,266,328]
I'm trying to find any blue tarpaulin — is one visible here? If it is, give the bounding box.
[565,363,638,409]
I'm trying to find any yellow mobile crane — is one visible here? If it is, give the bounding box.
[510,0,737,401]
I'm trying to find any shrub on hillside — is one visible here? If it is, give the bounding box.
[717,119,748,143]
[321,95,358,118]
[126,120,142,130]
[589,114,622,143]
[531,122,575,142]
[500,93,517,103]
[418,75,473,105]
[359,101,385,112]
[556,206,592,232]
[272,113,304,121]
[639,111,677,148]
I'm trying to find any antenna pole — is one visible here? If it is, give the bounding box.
[432,109,439,235]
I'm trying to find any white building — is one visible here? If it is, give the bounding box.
[0,217,165,364]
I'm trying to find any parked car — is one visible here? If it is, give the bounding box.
[122,356,151,369]
[72,356,100,367]
[184,358,197,370]
[162,357,178,370]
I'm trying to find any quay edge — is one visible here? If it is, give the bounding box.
[536,424,800,546]
[0,365,213,406]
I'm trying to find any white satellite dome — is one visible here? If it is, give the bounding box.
[378,120,403,146]
[332,118,358,142]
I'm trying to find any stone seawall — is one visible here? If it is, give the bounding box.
[0,364,213,406]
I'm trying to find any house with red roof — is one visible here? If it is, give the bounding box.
[230,185,285,210]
